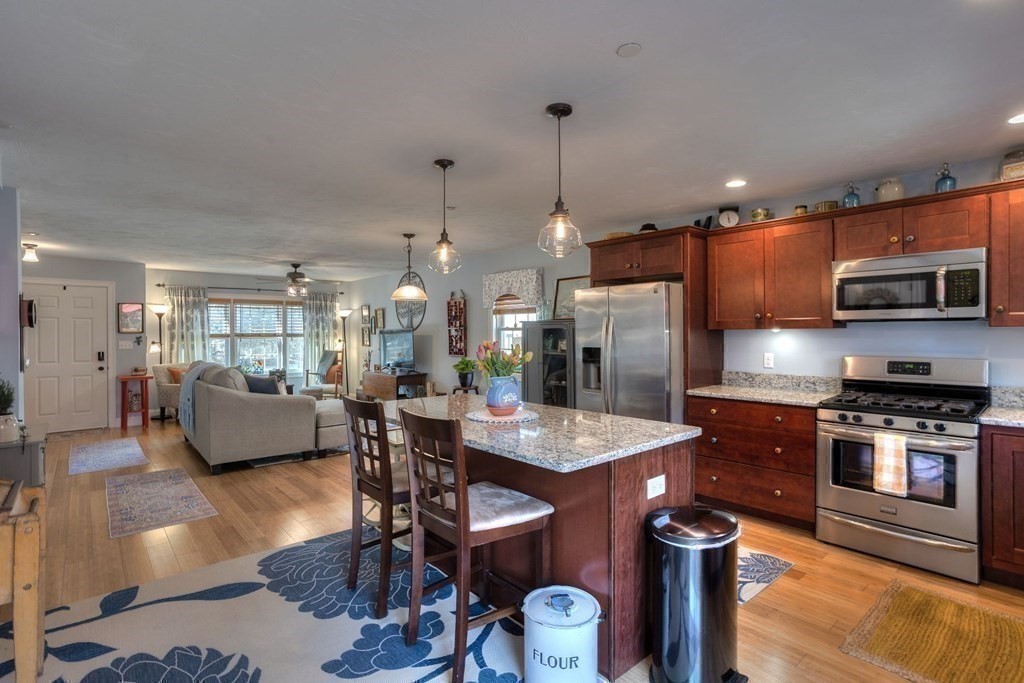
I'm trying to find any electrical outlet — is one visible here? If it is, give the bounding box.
[763,352,775,369]
[647,474,666,500]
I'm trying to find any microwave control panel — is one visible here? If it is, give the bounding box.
[947,268,980,307]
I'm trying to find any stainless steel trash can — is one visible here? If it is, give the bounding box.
[647,505,746,683]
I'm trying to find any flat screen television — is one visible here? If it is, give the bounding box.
[380,329,415,369]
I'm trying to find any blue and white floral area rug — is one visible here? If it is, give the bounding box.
[0,531,790,682]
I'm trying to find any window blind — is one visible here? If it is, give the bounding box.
[492,294,536,316]
[208,301,231,335]
[286,303,303,335]
[234,302,283,335]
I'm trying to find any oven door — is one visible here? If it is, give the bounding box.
[816,423,977,543]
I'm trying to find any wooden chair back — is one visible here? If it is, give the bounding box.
[342,396,396,494]
[399,408,466,534]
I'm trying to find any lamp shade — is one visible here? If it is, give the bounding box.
[538,206,582,258]
[391,284,429,301]
[22,244,39,262]
[148,340,161,354]
[429,238,462,274]
[148,303,169,315]
[337,308,354,318]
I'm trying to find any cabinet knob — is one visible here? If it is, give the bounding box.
[710,436,718,444]
[633,262,640,268]
[774,447,783,454]
[754,313,763,320]
[766,313,773,319]
[905,235,916,243]
[709,408,718,415]
[625,263,632,269]
[710,475,719,483]
[996,305,1006,314]
[774,489,782,497]
[889,235,899,244]
[774,415,783,423]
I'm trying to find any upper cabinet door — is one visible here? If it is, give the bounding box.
[902,194,989,254]
[764,219,836,329]
[635,234,685,278]
[707,230,765,330]
[833,208,903,261]
[990,189,1024,327]
[590,241,637,282]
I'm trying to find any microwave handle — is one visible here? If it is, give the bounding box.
[935,266,947,313]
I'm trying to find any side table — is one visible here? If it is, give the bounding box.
[451,385,480,395]
[118,375,153,431]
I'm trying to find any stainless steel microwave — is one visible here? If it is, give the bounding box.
[833,248,986,321]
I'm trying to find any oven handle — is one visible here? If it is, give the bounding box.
[818,510,976,553]
[936,265,947,313]
[817,424,975,451]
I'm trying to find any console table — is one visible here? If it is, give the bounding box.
[361,371,426,401]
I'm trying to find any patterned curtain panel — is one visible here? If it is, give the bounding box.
[303,293,339,378]
[482,268,543,308]
[164,285,210,363]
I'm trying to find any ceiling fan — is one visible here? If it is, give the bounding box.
[256,263,316,297]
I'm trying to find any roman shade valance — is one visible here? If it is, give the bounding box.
[482,268,543,308]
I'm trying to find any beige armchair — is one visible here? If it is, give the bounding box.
[152,362,190,421]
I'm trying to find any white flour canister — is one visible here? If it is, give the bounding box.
[522,585,606,682]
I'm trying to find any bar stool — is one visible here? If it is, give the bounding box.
[342,396,414,619]
[450,385,479,394]
[399,408,553,683]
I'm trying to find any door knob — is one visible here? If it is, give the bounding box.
[774,447,783,454]
[774,489,782,497]
[996,305,1006,314]
[98,366,105,371]
[889,236,899,244]
[905,235,916,242]
[710,475,719,483]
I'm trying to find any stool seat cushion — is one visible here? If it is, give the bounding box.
[465,481,554,532]
[315,399,348,428]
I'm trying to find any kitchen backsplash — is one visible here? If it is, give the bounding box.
[722,371,841,394]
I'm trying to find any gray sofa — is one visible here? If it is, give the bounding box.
[187,365,348,474]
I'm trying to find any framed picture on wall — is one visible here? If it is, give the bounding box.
[361,325,371,347]
[553,276,590,319]
[117,302,144,334]
[361,305,371,325]
[374,307,385,331]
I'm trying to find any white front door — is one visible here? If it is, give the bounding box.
[23,283,109,432]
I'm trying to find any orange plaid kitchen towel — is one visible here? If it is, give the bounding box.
[873,432,908,497]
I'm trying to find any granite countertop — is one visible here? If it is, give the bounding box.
[979,407,1024,428]
[381,394,700,473]
[685,384,834,408]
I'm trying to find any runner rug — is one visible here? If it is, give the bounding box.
[0,531,791,681]
[69,437,149,475]
[105,467,218,538]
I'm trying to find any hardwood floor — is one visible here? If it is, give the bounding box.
[8,423,1024,681]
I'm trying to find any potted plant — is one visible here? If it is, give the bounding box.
[476,341,533,416]
[0,374,18,443]
[452,358,476,388]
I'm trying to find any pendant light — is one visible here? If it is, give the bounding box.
[391,233,429,301]
[538,102,582,258]
[428,159,461,274]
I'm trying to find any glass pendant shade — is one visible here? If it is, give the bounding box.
[287,283,308,297]
[429,235,461,274]
[22,244,39,262]
[538,202,582,258]
[391,283,429,301]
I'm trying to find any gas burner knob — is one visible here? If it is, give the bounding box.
[916,421,929,430]
[883,417,894,427]
[934,423,947,432]
[838,413,849,422]
[852,414,863,423]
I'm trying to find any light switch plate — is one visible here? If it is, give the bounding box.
[763,352,775,369]
[647,474,666,500]
[119,340,133,350]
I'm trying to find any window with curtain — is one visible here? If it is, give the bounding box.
[207,299,304,380]
[492,294,536,353]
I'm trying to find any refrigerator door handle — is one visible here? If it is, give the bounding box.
[606,315,615,414]
[600,315,609,413]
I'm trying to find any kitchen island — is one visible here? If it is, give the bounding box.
[382,394,701,679]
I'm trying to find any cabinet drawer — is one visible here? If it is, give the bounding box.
[695,456,815,521]
[687,396,816,432]
[688,419,815,475]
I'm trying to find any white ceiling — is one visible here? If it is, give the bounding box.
[2,0,1023,280]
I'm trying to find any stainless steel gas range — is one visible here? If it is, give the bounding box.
[815,356,989,583]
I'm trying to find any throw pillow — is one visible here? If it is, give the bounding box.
[245,375,280,395]
[168,367,184,384]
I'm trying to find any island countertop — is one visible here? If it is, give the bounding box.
[381,394,701,473]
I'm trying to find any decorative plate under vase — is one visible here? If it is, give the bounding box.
[485,376,521,416]
[465,408,539,424]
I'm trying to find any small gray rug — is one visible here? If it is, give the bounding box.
[69,437,149,475]
[105,468,218,538]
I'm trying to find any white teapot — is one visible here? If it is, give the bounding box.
[875,177,905,202]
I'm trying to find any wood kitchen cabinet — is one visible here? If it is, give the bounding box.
[688,396,816,527]
[708,219,835,330]
[589,234,684,282]
[981,425,1024,586]
[990,189,1024,326]
[833,196,988,260]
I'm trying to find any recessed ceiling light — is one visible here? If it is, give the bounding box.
[616,43,642,58]
[1009,112,1024,125]
[725,179,747,188]
[25,232,39,236]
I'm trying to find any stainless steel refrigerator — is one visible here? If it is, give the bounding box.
[573,282,685,422]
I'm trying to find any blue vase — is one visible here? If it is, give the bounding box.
[935,163,957,193]
[842,183,861,208]
[485,376,521,415]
